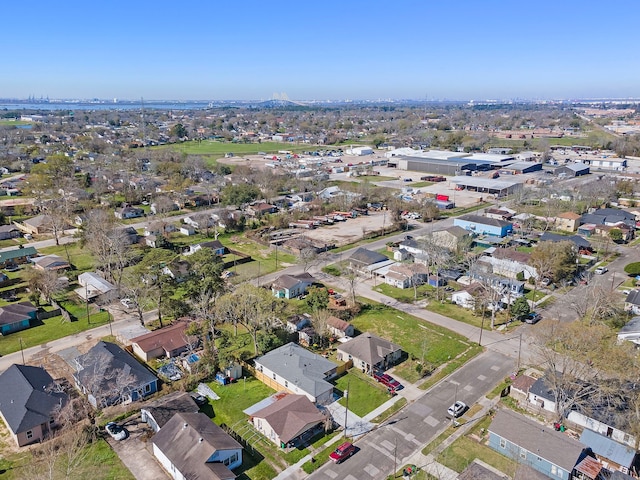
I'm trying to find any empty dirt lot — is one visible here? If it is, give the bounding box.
[301,211,388,246]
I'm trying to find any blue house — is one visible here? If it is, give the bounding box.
[488,409,585,480]
[73,341,159,408]
[0,302,38,336]
[454,214,513,238]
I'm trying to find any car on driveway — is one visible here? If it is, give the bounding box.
[329,441,356,463]
[191,393,208,406]
[595,266,608,275]
[120,298,136,309]
[373,371,403,392]
[525,312,542,324]
[105,422,128,441]
[447,401,467,418]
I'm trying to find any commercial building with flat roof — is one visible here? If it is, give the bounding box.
[451,176,523,197]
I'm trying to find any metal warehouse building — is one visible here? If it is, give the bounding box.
[393,156,495,175]
[499,162,543,174]
[451,176,523,197]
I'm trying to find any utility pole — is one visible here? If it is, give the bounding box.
[517,332,523,372]
[19,338,25,364]
[478,314,485,346]
[85,284,90,325]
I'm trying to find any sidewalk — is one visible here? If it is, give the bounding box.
[396,395,500,480]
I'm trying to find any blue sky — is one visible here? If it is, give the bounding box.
[2,0,639,101]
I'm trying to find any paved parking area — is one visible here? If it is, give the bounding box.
[105,414,168,480]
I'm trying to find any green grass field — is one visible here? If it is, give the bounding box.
[166,140,311,157]
[335,369,394,417]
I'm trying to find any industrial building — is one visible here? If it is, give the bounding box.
[451,176,523,197]
[387,149,516,175]
[498,162,543,174]
[555,163,590,177]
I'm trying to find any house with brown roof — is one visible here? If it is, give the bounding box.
[249,394,325,448]
[479,248,538,280]
[431,226,472,252]
[555,212,581,232]
[30,254,70,271]
[246,202,278,217]
[130,320,194,362]
[336,332,402,374]
[509,374,538,402]
[19,214,55,235]
[326,316,354,339]
[384,263,429,289]
[152,412,242,480]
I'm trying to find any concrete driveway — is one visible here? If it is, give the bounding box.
[105,414,168,480]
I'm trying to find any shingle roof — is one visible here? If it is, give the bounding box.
[0,246,37,263]
[131,321,191,355]
[152,412,240,480]
[337,332,402,367]
[349,247,388,266]
[250,394,324,444]
[528,377,555,402]
[0,364,68,435]
[625,291,640,306]
[538,232,591,248]
[255,343,335,400]
[75,341,157,401]
[326,316,351,333]
[0,301,37,327]
[141,391,198,430]
[489,409,585,471]
[272,273,316,290]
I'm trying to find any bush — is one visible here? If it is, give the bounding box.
[624,262,640,276]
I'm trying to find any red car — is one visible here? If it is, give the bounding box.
[329,442,356,463]
[373,371,402,392]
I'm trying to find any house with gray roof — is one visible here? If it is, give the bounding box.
[254,343,337,405]
[579,429,639,476]
[348,247,389,276]
[0,364,68,447]
[31,254,70,271]
[488,408,586,480]
[527,376,557,413]
[454,214,513,237]
[618,316,640,344]
[0,301,38,336]
[73,341,159,408]
[336,332,402,374]
[75,271,117,303]
[624,291,640,315]
[271,272,316,299]
[141,391,199,433]
[250,393,325,448]
[539,232,592,250]
[152,412,242,480]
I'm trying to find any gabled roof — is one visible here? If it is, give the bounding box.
[23,214,53,228]
[510,374,537,394]
[326,316,351,333]
[625,290,640,307]
[272,272,316,290]
[349,247,388,266]
[579,428,637,466]
[78,272,115,295]
[152,412,240,480]
[131,321,191,354]
[0,301,37,327]
[337,332,402,366]
[538,232,591,248]
[0,364,68,435]
[75,341,157,399]
[251,394,324,444]
[255,343,335,399]
[558,211,581,220]
[31,254,70,270]
[491,248,531,264]
[0,246,38,263]
[441,225,471,238]
[489,409,585,472]
[456,214,512,228]
[142,391,198,430]
[528,376,555,402]
[591,208,635,221]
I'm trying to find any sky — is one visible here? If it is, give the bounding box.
[2,0,640,101]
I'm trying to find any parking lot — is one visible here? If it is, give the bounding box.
[301,211,388,246]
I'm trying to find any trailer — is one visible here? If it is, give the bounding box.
[288,221,315,229]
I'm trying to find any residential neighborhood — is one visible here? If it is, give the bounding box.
[0,99,640,480]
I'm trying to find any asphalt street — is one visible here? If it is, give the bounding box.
[308,350,514,480]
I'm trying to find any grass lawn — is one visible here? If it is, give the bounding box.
[524,289,545,302]
[373,282,436,304]
[440,202,489,218]
[39,242,96,272]
[334,369,393,417]
[408,181,434,188]
[436,428,517,477]
[351,303,476,383]
[0,437,133,480]
[167,140,310,158]
[425,301,511,331]
[0,306,109,356]
[356,175,396,182]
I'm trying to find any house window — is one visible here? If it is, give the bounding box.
[145,384,151,393]
[273,373,276,380]
[499,438,506,449]
[223,453,239,466]
[519,448,526,459]
[284,381,288,388]
[26,430,33,439]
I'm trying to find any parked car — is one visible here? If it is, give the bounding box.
[329,441,356,463]
[621,289,632,295]
[4,264,20,272]
[447,401,467,418]
[105,422,127,441]
[120,298,136,309]
[373,371,402,392]
[525,312,542,324]
[403,178,413,182]
[595,266,608,275]
[540,278,552,287]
